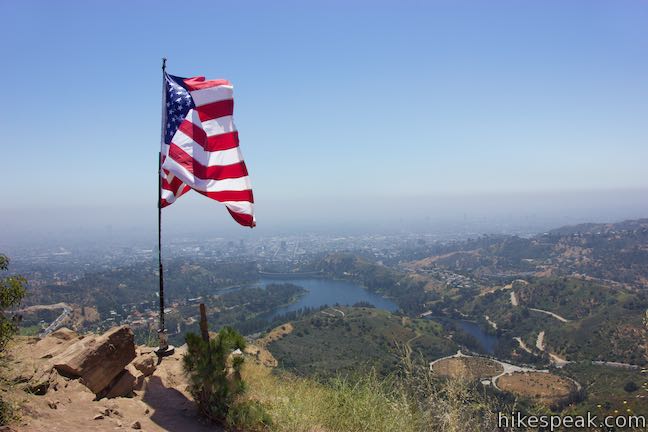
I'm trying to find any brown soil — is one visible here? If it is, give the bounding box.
[496,372,577,404]
[257,323,294,347]
[4,339,219,432]
[432,357,503,380]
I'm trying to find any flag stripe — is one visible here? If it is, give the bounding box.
[202,115,236,136]
[196,189,254,202]
[177,120,240,152]
[162,156,252,192]
[183,76,231,91]
[227,208,255,227]
[190,85,234,107]
[168,144,249,180]
[169,133,244,166]
[197,99,233,122]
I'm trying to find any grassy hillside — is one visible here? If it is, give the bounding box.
[266,307,457,377]
[241,354,506,432]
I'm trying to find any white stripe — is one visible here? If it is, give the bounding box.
[161,143,170,157]
[172,129,244,166]
[162,157,252,192]
[201,116,236,137]
[161,189,177,201]
[223,201,254,215]
[190,85,233,107]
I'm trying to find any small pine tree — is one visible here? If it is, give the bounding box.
[182,326,246,423]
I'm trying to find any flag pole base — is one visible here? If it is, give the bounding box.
[154,328,175,357]
[154,344,175,357]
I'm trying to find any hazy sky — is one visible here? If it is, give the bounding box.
[1,1,648,242]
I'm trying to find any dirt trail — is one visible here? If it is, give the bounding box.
[513,337,533,354]
[536,331,545,351]
[510,291,518,306]
[529,308,570,323]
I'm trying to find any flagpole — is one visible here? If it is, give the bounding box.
[156,57,174,357]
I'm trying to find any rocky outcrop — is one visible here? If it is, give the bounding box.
[53,325,136,395]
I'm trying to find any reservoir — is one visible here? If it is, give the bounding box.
[255,277,399,318]
[455,320,500,355]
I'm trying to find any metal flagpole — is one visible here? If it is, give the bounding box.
[156,57,174,357]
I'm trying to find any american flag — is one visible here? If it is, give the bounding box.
[160,73,255,227]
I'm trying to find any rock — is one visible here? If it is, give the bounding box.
[47,400,58,409]
[34,328,81,359]
[93,414,104,420]
[131,353,157,377]
[131,420,142,429]
[53,326,136,394]
[50,327,78,341]
[104,364,142,398]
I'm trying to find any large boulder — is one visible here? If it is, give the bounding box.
[53,326,136,394]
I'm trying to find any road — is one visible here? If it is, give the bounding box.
[39,305,72,336]
[528,308,570,322]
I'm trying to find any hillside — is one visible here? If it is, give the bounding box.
[0,327,505,432]
[266,307,457,377]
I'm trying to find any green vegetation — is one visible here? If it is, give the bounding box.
[465,277,647,365]
[562,362,648,416]
[0,255,27,351]
[243,351,506,432]
[162,283,306,346]
[0,254,27,425]
[25,260,259,317]
[183,327,270,430]
[267,307,457,377]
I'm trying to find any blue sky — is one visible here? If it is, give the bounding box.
[1,1,648,239]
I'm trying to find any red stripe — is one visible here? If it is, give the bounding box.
[176,120,239,152]
[197,189,254,203]
[227,208,255,227]
[177,120,207,147]
[161,175,184,193]
[168,144,248,180]
[183,76,231,91]
[205,131,239,151]
[196,99,233,122]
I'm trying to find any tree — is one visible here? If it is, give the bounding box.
[0,254,27,351]
[182,327,246,423]
[624,381,639,393]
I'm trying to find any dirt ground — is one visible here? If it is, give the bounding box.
[431,357,503,380]
[4,338,220,432]
[496,371,577,404]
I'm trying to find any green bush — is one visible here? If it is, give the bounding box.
[0,254,27,351]
[183,326,270,430]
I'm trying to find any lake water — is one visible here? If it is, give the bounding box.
[255,277,399,318]
[455,320,500,354]
[255,277,499,354]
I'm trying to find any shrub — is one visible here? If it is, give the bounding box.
[624,381,639,393]
[183,327,247,423]
[0,254,27,352]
